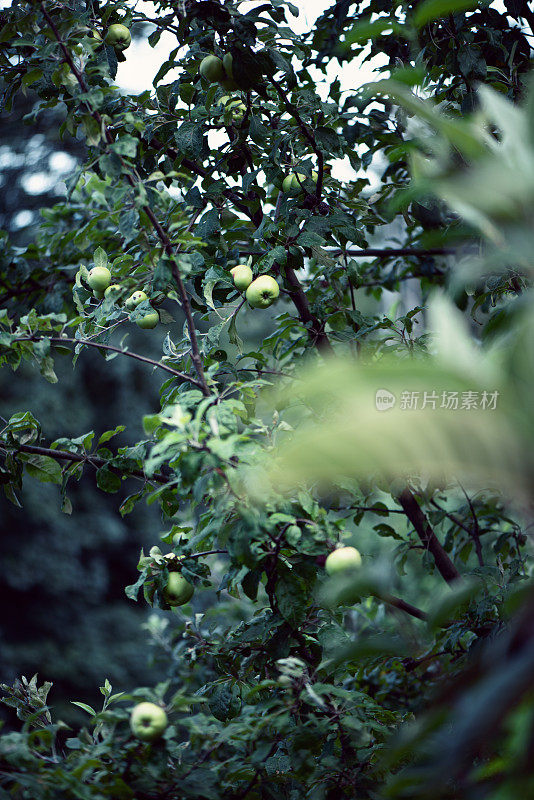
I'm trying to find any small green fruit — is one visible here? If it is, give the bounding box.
[222,53,234,81]
[105,23,131,51]
[130,702,168,742]
[325,546,362,575]
[104,284,122,299]
[87,266,111,292]
[93,290,105,300]
[282,171,318,195]
[125,290,148,309]
[220,54,238,91]
[163,572,194,606]
[219,96,247,122]
[230,264,253,291]
[246,275,280,309]
[220,76,239,91]
[135,309,159,329]
[231,102,247,122]
[199,54,225,83]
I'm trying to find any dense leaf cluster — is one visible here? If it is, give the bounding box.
[0,1,533,798]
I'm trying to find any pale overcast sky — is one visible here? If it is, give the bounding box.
[118,0,373,95]
[115,0,375,183]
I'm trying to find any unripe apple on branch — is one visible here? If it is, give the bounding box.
[325,546,362,575]
[163,572,194,606]
[230,264,253,291]
[87,266,111,292]
[246,275,280,309]
[105,23,131,51]
[130,702,168,742]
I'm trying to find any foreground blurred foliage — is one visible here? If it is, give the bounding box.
[0,0,533,798]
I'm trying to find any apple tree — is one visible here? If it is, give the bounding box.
[1,1,534,798]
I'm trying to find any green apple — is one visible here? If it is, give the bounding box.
[105,23,131,51]
[93,290,105,300]
[282,171,319,195]
[130,702,168,742]
[220,77,239,91]
[246,275,280,309]
[87,266,111,292]
[222,53,234,81]
[135,309,159,329]
[104,284,122,299]
[163,572,194,606]
[220,55,238,90]
[219,96,246,122]
[125,290,148,309]
[199,54,225,82]
[231,102,247,122]
[230,264,253,291]
[325,546,362,576]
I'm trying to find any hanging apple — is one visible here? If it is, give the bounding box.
[163,572,194,606]
[135,309,159,329]
[325,546,362,575]
[105,23,131,51]
[246,275,280,309]
[199,54,225,83]
[282,171,319,195]
[125,290,148,309]
[230,264,253,291]
[130,702,168,742]
[87,266,111,292]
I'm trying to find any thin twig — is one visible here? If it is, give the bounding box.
[269,76,325,201]
[40,3,210,396]
[458,484,484,567]
[5,443,169,485]
[13,336,202,388]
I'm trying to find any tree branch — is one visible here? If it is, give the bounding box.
[335,247,452,258]
[283,264,333,353]
[40,3,210,396]
[382,593,428,622]
[5,443,169,485]
[139,204,210,395]
[398,489,461,584]
[269,76,325,202]
[518,0,534,38]
[14,336,203,388]
[148,138,263,228]
[239,247,452,259]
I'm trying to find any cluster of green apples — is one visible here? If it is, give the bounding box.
[282,169,319,195]
[127,546,362,742]
[229,263,280,309]
[199,52,239,91]
[91,23,131,51]
[85,267,159,329]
